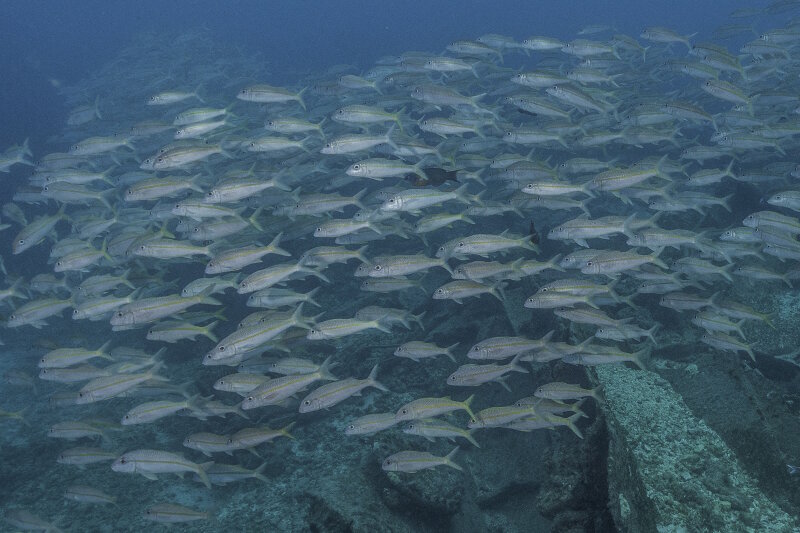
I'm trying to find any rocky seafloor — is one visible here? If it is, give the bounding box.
[2,271,800,532]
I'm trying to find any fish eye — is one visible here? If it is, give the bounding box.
[316,227,321,232]
[408,423,415,429]
[219,346,225,351]
[374,265,382,270]
[303,400,311,405]
[353,164,360,170]
[43,186,49,191]
[116,312,123,317]
[325,143,332,148]
[247,396,253,401]
[775,196,782,201]
[541,287,548,292]
[18,239,24,245]
[218,380,225,385]
[348,424,355,430]
[157,157,163,163]
[401,409,408,414]
[436,288,444,294]
[586,261,593,266]
[119,458,126,464]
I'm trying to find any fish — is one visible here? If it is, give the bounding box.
[111,449,213,489]
[143,503,211,523]
[403,418,480,447]
[64,485,117,505]
[382,446,463,473]
[298,365,388,412]
[345,412,400,436]
[394,341,458,362]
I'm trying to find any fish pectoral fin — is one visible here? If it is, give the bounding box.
[141,473,159,481]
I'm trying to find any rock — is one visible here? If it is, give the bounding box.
[594,364,796,532]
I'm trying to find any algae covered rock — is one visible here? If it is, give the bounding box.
[595,364,796,533]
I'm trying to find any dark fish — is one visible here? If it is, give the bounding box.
[529,220,540,244]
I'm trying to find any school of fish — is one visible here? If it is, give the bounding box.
[3,2,800,527]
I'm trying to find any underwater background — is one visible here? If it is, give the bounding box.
[2,1,800,532]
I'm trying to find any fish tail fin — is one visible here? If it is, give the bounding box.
[203,321,220,343]
[384,123,398,150]
[246,207,265,232]
[234,401,250,419]
[589,384,605,403]
[735,319,747,341]
[509,353,528,374]
[353,187,369,210]
[491,281,507,302]
[295,86,308,110]
[198,286,223,306]
[306,286,323,308]
[565,412,584,439]
[100,237,113,263]
[319,355,339,381]
[439,257,454,275]
[453,182,472,205]
[367,364,389,392]
[466,429,481,448]
[267,231,291,257]
[193,83,205,103]
[631,346,651,370]
[720,264,735,283]
[375,319,393,334]
[720,193,734,213]
[291,302,312,330]
[281,421,296,439]
[462,394,476,420]
[647,323,661,346]
[444,446,463,471]
[254,461,270,483]
[412,310,426,330]
[444,342,459,363]
[196,462,213,489]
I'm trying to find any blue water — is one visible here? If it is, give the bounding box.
[0,0,762,151]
